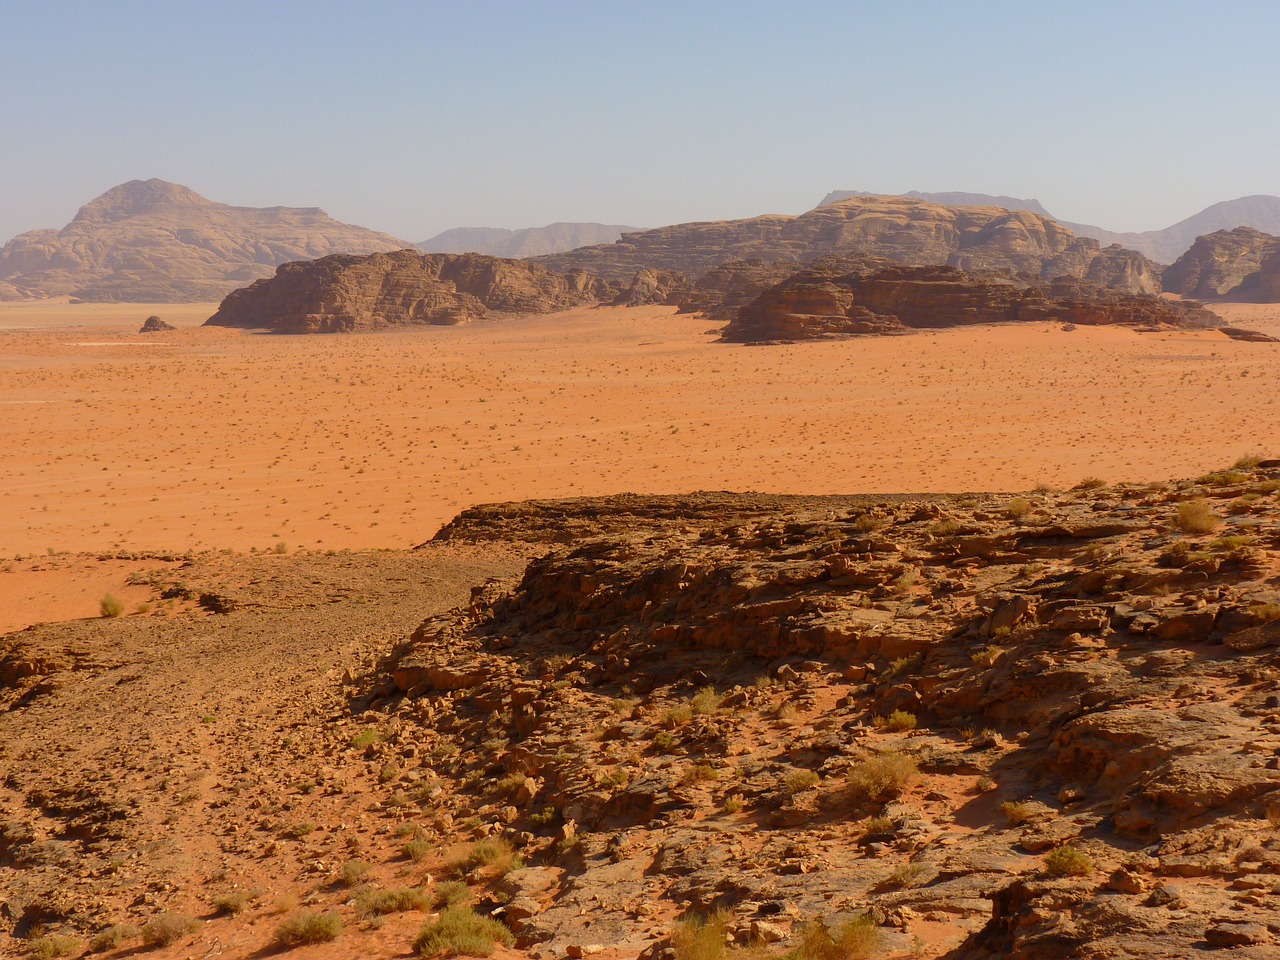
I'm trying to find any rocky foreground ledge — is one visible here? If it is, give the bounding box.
[384,463,1280,958]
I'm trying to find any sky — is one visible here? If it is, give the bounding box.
[3,1,1280,242]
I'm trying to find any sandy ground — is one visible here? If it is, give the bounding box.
[2,298,1278,629]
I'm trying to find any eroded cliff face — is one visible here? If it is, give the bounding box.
[724,264,1215,342]
[204,250,618,333]
[1163,227,1280,300]
[0,179,410,302]
[537,196,1162,294]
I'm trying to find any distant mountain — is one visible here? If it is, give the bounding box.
[417,222,637,259]
[818,190,1057,219]
[0,179,411,302]
[819,190,1280,263]
[537,195,1159,293]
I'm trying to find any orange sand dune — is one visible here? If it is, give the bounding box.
[1,299,1278,565]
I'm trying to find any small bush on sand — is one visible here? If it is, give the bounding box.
[1005,497,1033,520]
[847,751,918,804]
[356,887,430,918]
[671,911,729,960]
[212,889,258,915]
[273,911,343,946]
[466,837,520,875]
[141,913,202,947]
[27,935,80,959]
[1044,845,1094,877]
[784,914,879,960]
[88,924,140,952]
[338,859,372,886]
[433,880,472,909]
[1175,499,1220,534]
[100,594,125,618]
[873,709,918,732]
[413,906,513,957]
[783,769,820,794]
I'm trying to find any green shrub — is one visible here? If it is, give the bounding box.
[100,593,125,618]
[403,839,433,862]
[413,906,513,957]
[141,913,202,947]
[1044,844,1094,877]
[273,911,343,946]
[690,686,722,715]
[466,837,520,875]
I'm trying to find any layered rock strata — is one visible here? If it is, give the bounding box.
[205,250,617,333]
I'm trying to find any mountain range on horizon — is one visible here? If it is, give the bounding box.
[8,178,1280,303]
[819,190,1280,264]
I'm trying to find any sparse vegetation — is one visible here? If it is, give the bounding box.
[1005,497,1033,520]
[873,709,918,732]
[1044,844,1095,876]
[212,889,258,915]
[784,914,879,960]
[783,769,821,793]
[356,886,431,918]
[433,880,472,909]
[1000,800,1038,826]
[99,593,125,618]
[27,935,80,959]
[671,911,729,960]
[847,750,919,804]
[413,906,513,957]
[403,838,433,862]
[1175,498,1220,534]
[884,862,927,889]
[88,924,140,952]
[274,910,344,946]
[1073,477,1107,490]
[463,837,521,875]
[339,858,372,886]
[140,912,202,947]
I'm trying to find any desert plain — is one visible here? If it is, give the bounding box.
[2,298,1278,633]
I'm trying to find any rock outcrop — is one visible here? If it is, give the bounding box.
[538,196,1162,294]
[204,249,618,333]
[1162,227,1280,300]
[418,222,638,258]
[0,179,410,302]
[385,461,1280,959]
[724,263,1217,342]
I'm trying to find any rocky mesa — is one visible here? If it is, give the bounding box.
[536,195,1162,295]
[0,179,410,302]
[204,249,618,333]
[724,263,1220,342]
[1163,227,1280,302]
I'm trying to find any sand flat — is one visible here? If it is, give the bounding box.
[1,300,1278,560]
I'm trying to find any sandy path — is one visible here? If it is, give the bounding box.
[1,300,1278,563]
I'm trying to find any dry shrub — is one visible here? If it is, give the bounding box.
[1175,499,1220,534]
[671,911,729,960]
[1044,845,1094,877]
[785,914,879,960]
[847,751,918,804]
[141,913,202,947]
[414,906,512,958]
[273,911,343,946]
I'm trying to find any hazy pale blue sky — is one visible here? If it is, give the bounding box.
[3,1,1279,241]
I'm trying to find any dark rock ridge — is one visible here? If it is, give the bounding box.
[138,315,174,333]
[724,264,1218,342]
[1163,227,1280,301]
[0,179,410,302]
[819,190,1280,263]
[204,249,617,333]
[418,222,638,258]
[536,196,1161,294]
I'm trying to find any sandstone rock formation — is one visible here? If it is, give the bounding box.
[819,190,1280,263]
[724,263,1217,342]
[537,196,1161,294]
[138,315,174,333]
[418,222,638,258]
[0,179,410,302]
[1163,227,1280,300]
[204,249,618,333]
